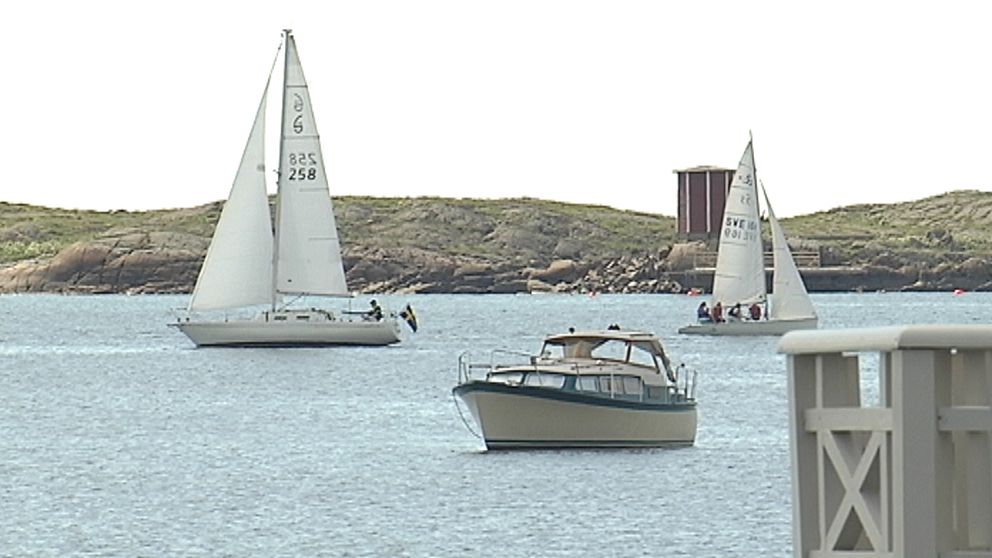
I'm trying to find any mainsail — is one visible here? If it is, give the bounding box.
[711,140,766,306]
[188,81,275,312]
[273,32,349,298]
[763,184,817,320]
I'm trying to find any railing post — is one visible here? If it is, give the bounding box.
[890,349,938,557]
[787,352,820,557]
[779,325,992,558]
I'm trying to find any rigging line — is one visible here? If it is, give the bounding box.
[271,30,293,311]
[452,393,483,440]
[748,130,761,217]
[263,36,284,95]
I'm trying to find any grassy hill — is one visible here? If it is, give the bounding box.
[2,189,991,269]
[0,196,678,267]
[0,203,218,263]
[781,189,992,265]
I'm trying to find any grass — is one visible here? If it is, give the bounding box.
[2,190,992,268]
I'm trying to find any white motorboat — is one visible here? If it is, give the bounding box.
[453,330,697,450]
[679,136,818,336]
[173,30,415,347]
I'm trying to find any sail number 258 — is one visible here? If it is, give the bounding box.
[288,152,318,181]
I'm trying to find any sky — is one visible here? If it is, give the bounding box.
[2,1,991,218]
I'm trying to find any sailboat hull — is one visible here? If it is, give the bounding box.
[678,316,818,337]
[175,316,401,347]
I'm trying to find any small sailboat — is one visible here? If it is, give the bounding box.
[174,30,412,347]
[678,137,817,336]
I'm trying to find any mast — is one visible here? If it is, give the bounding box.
[271,29,292,311]
[749,130,759,216]
[749,129,768,314]
[749,130,763,254]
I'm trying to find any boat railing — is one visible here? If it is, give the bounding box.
[456,349,581,384]
[671,363,698,402]
[457,349,529,384]
[687,368,698,400]
[457,351,486,384]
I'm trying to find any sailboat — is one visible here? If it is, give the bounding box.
[173,30,411,347]
[678,138,818,336]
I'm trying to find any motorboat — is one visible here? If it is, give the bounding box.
[453,329,697,450]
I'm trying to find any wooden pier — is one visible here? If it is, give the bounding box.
[779,325,992,557]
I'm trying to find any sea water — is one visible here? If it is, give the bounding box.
[0,292,986,557]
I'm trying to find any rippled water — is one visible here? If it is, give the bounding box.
[0,292,985,556]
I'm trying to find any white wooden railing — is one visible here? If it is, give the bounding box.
[779,325,992,558]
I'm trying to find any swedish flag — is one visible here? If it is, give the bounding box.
[399,304,418,332]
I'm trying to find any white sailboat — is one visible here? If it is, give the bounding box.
[174,30,411,347]
[678,138,818,336]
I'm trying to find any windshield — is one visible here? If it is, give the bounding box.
[544,338,660,372]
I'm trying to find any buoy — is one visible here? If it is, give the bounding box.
[953,288,966,296]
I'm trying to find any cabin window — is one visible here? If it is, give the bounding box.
[576,376,598,392]
[622,376,642,396]
[541,344,567,360]
[488,372,524,385]
[589,340,627,362]
[297,315,310,321]
[597,376,640,395]
[524,373,565,388]
[646,386,666,400]
[629,348,658,369]
[599,376,615,394]
[274,315,287,321]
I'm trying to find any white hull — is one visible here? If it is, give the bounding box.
[678,316,818,337]
[175,317,400,347]
[456,387,697,449]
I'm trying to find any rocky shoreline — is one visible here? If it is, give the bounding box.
[4,192,992,295]
[2,232,990,295]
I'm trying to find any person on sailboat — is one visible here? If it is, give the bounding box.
[728,303,742,322]
[711,302,725,323]
[696,302,712,323]
[367,300,384,321]
[748,303,762,321]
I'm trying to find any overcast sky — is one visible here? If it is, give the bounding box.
[2,1,990,217]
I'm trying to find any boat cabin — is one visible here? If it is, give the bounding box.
[263,308,338,322]
[484,369,691,404]
[467,331,693,405]
[537,331,673,375]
